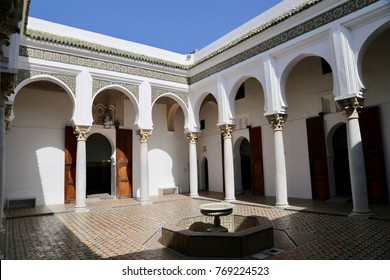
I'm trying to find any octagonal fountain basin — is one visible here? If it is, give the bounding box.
[162,213,274,258]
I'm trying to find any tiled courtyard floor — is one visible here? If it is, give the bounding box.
[4,192,390,260]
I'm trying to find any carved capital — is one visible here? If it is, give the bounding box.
[137,129,152,143]
[336,97,364,119]
[1,72,18,98]
[74,125,91,141]
[219,124,235,139]
[5,103,14,134]
[186,132,199,144]
[266,114,288,131]
[0,0,24,56]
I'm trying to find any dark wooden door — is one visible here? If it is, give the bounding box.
[64,126,77,203]
[116,129,133,198]
[359,106,388,204]
[249,126,264,196]
[306,116,329,200]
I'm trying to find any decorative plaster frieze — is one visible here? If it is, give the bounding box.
[267,114,288,131]
[137,129,152,143]
[151,87,188,105]
[20,0,379,86]
[19,46,188,84]
[219,124,235,139]
[74,125,91,141]
[188,0,380,84]
[92,78,139,99]
[186,132,199,144]
[337,97,364,119]
[17,69,76,94]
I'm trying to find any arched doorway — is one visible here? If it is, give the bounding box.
[332,124,351,198]
[86,133,112,196]
[240,139,251,191]
[202,158,209,191]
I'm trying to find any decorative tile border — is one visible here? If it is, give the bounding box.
[92,78,139,100]
[21,0,379,85]
[188,0,380,84]
[151,87,188,106]
[19,46,188,85]
[17,69,76,94]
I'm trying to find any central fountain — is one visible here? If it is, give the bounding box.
[162,202,274,258]
[198,202,234,232]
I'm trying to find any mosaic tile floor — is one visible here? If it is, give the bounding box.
[4,192,390,260]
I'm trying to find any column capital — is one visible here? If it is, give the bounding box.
[1,72,18,98]
[219,124,235,139]
[336,97,364,119]
[186,132,199,144]
[74,125,91,141]
[5,103,14,134]
[266,113,288,131]
[137,129,152,143]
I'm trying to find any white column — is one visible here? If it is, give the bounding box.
[187,132,199,197]
[337,98,370,214]
[0,95,6,235]
[74,125,90,212]
[220,124,236,202]
[137,129,152,205]
[0,73,17,259]
[267,114,289,207]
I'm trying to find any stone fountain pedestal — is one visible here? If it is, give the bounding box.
[199,202,234,232]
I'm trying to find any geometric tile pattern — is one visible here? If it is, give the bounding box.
[5,193,390,260]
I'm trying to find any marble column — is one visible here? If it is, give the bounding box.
[337,97,370,214]
[267,114,289,207]
[137,129,152,205]
[74,125,90,212]
[187,132,199,197]
[220,124,236,202]
[0,73,17,254]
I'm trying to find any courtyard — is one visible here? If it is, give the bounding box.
[4,192,390,260]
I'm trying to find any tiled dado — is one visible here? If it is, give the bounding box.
[19,46,188,85]
[17,69,76,94]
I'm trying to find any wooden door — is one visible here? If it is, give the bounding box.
[306,116,329,200]
[359,106,388,204]
[249,126,264,196]
[64,126,77,203]
[116,129,133,198]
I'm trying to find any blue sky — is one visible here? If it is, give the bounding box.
[29,0,283,54]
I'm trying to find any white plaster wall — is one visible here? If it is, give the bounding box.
[6,87,73,205]
[361,27,390,201]
[283,56,333,199]
[149,103,188,195]
[198,102,224,192]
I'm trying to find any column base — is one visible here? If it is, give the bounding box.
[275,203,289,208]
[190,194,199,198]
[224,197,236,203]
[350,209,371,216]
[139,199,153,205]
[75,206,89,213]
